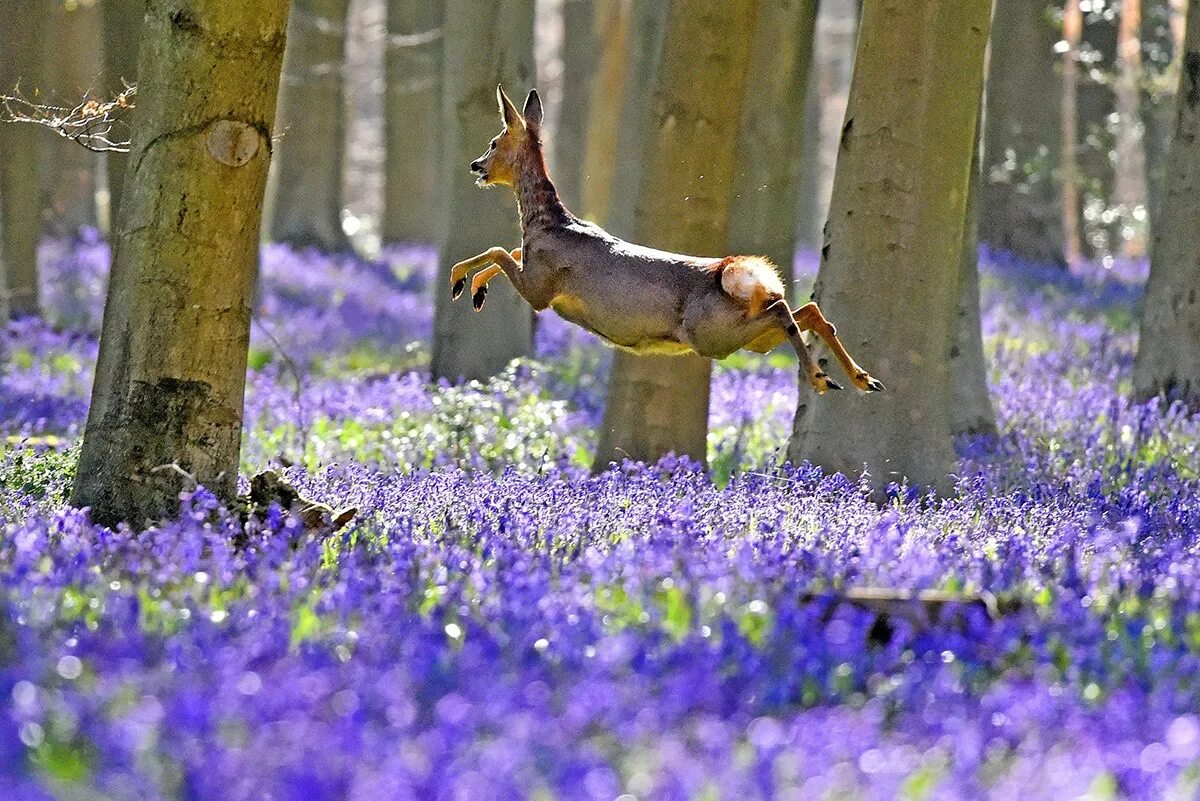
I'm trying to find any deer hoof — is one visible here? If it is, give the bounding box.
[451,278,466,300]
[854,372,885,392]
[866,377,885,392]
[472,286,488,311]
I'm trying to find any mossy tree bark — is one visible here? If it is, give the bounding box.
[382,0,443,244]
[40,0,104,236]
[100,0,144,232]
[72,0,291,528]
[728,0,818,288]
[789,0,992,496]
[1133,0,1200,408]
[431,0,534,382]
[267,0,350,250]
[0,2,47,319]
[593,0,760,471]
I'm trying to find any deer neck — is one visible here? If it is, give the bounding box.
[514,144,570,232]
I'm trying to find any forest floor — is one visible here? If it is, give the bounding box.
[1,234,1198,799]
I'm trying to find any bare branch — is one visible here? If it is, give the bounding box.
[0,83,136,153]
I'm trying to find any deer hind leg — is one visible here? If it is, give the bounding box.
[449,247,522,301]
[793,302,885,392]
[765,299,843,394]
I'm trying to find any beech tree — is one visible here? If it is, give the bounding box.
[0,2,46,318]
[728,0,818,288]
[789,0,993,495]
[72,0,292,527]
[593,0,760,470]
[382,0,443,244]
[431,0,534,382]
[267,0,350,250]
[1133,0,1200,407]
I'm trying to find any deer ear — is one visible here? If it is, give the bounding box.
[497,85,523,130]
[522,89,543,132]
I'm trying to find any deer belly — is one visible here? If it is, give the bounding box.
[549,294,691,355]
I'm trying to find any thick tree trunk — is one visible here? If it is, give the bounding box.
[1133,0,1200,407]
[381,0,443,244]
[0,3,46,318]
[431,0,534,382]
[602,0,668,238]
[72,0,291,528]
[594,0,761,470]
[267,0,350,250]
[579,0,632,224]
[100,0,144,232]
[951,125,998,439]
[1140,0,1187,236]
[41,1,103,236]
[553,0,595,212]
[979,0,1065,266]
[728,0,818,287]
[789,0,992,496]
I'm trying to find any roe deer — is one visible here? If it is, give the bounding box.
[449,86,885,395]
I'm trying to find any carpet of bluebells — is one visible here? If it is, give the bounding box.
[2,230,1200,800]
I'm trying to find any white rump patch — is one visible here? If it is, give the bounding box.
[720,256,785,302]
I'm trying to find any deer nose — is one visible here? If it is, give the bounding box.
[469,159,485,174]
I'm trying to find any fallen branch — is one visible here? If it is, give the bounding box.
[0,83,136,153]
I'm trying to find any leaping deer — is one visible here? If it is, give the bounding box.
[450,86,885,395]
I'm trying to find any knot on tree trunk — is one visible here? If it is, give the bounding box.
[205,119,261,166]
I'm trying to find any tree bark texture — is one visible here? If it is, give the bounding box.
[594,0,761,471]
[72,0,291,528]
[40,0,104,236]
[728,0,818,289]
[0,2,47,318]
[431,0,534,382]
[382,0,443,244]
[979,0,1066,266]
[789,0,992,496]
[267,0,351,250]
[1133,0,1200,408]
[101,0,145,232]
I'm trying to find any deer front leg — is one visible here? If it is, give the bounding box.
[464,249,522,311]
[765,300,842,394]
[449,247,522,301]
[793,302,885,392]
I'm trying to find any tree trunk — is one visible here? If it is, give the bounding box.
[979,0,1065,266]
[950,122,998,439]
[593,0,761,471]
[381,0,443,244]
[789,0,992,496]
[553,0,596,212]
[100,0,144,233]
[72,0,291,528]
[602,0,668,238]
[1140,0,1187,236]
[267,0,350,250]
[1133,0,1200,407]
[579,0,633,224]
[1061,0,1085,268]
[0,3,46,318]
[40,0,103,236]
[1114,0,1150,259]
[728,0,818,287]
[431,0,534,382]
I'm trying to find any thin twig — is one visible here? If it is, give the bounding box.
[0,83,136,153]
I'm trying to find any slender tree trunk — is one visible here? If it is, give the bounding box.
[553,0,595,211]
[100,0,144,233]
[381,0,443,244]
[267,0,350,250]
[951,120,998,439]
[1115,0,1150,258]
[979,0,1065,266]
[0,3,46,318]
[431,0,534,382]
[602,0,668,238]
[728,0,818,288]
[789,0,992,496]
[72,0,291,528]
[41,1,103,236]
[593,0,761,470]
[1133,0,1200,407]
[1061,0,1085,268]
[579,0,632,224]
